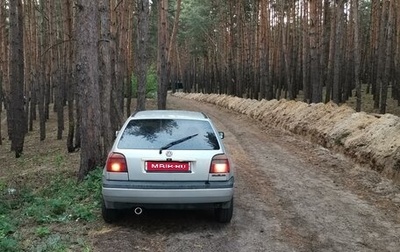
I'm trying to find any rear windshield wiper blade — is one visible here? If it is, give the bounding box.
[159,134,198,154]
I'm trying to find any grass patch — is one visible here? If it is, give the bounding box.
[0,168,102,251]
[0,215,18,252]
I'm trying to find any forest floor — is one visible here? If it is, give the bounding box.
[1,93,400,251]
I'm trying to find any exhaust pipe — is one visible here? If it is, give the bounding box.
[134,207,143,215]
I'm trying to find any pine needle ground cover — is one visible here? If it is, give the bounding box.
[0,108,101,251]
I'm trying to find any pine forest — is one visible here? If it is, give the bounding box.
[0,0,399,176]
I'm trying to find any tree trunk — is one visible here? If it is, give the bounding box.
[46,0,64,140]
[325,3,336,103]
[37,0,47,141]
[26,0,37,132]
[332,0,345,104]
[168,0,181,65]
[280,4,293,100]
[76,0,102,181]
[136,0,150,111]
[99,0,114,157]
[379,0,394,114]
[167,0,182,95]
[64,0,76,152]
[0,74,2,146]
[353,0,362,112]
[9,0,26,157]
[115,0,129,118]
[109,1,123,133]
[371,0,385,109]
[320,0,330,102]
[56,67,64,140]
[0,0,8,145]
[124,0,133,117]
[157,0,169,109]
[259,0,266,100]
[309,0,321,103]
[302,0,310,103]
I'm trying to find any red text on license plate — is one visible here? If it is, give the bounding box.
[146,161,190,172]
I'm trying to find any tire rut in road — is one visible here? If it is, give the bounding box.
[168,96,400,252]
[169,96,323,251]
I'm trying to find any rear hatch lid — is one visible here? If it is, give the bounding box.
[116,117,223,181]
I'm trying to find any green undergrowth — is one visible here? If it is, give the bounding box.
[0,168,102,251]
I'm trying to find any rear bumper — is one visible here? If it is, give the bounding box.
[102,177,234,209]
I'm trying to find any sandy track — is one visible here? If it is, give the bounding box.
[91,96,400,252]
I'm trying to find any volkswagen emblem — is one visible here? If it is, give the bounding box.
[166,150,173,157]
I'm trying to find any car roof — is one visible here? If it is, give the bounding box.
[131,110,209,120]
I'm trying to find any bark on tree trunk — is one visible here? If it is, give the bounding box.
[332,0,345,104]
[309,0,321,103]
[110,1,124,132]
[76,0,102,181]
[374,0,385,109]
[136,0,150,112]
[157,0,169,109]
[37,0,47,141]
[353,0,362,112]
[280,5,293,100]
[379,0,394,114]
[0,74,2,146]
[64,0,76,152]
[27,0,37,129]
[302,0,310,103]
[99,0,114,157]
[0,0,7,145]
[9,0,26,157]
[320,0,331,103]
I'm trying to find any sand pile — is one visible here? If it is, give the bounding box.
[172,92,400,183]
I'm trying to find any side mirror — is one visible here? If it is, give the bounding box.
[115,131,119,137]
[219,132,225,139]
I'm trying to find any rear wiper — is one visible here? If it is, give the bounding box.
[159,134,198,154]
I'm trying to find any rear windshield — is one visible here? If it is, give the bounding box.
[117,119,220,150]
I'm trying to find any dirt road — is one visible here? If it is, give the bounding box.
[91,96,400,252]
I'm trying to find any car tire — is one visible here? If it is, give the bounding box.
[215,198,233,223]
[102,200,120,223]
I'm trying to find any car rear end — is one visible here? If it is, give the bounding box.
[102,110,234,223]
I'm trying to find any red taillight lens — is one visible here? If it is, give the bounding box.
[210,155,230,173]
[106,153,127,172]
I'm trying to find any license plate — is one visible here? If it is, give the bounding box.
[146,161,190,172]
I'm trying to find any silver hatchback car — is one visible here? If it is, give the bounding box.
[102,110,234,223]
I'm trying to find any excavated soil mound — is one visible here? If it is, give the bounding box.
[172,92,400,184]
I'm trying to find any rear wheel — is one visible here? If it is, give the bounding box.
[102,199,120,223]
[214,198,233,223]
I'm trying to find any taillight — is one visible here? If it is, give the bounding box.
[106,153,127,172]
[210,154,230,173]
